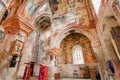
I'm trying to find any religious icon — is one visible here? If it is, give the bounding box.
[0,31,5,42]
[12,40,24,55]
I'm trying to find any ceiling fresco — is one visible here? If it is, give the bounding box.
[49,0,59,14]
[5,0,97,36]
[25,0,43,16]
[17,0,96,30]
[0,1,7,23]
[0,0,12,7]
[0,1,4,9]
[21,0,45,20]
[51,0,90,31]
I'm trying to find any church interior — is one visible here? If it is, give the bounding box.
[0,0,120,80]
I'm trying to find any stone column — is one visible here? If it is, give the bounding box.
[1,15,34,79]
[0,32,21,80]
[91,40,106,80]
[49,56,56,80]
[48,48,59,80]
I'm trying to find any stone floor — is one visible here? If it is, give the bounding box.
[60,78,91,80]
[30,77,91,80]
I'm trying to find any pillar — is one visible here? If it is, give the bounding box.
[48,48,59,80]
[1,15,34,79]
[91,40,106,80]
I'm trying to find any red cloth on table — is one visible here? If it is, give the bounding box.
[26,67,32,80]
[22,66,32,80]
[23,66,27,80]
[44,67,48,80]
[38,64,48,80]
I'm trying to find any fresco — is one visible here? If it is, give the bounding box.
[51,0,89,31]
[35,16,51,31]
[0,1,6,23]
[23,0,44,18]
[0,30,5,42]
[37,30,51,62]
[34,15,51,62]
[12,40,24,55]
[25,0,36,16]
[116,0,120,10]
[61,13,76,24]
[49,0,59,14]
[60,33,97,64]
[0,2,4,10]
[0,0,12,8]
[1,0,11,5]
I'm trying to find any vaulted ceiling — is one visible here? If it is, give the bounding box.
[15,0,97,30]
[0,0,98,35]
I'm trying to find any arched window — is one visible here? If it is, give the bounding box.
[72,45,84,64]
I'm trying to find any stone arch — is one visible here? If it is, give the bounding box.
[58,31,97,64]
[53,26,99,48]
[31,1,52,25]
[102,16,118,40]
[33,14,52,31]
[102,16,118,58]
[32,12,52,25]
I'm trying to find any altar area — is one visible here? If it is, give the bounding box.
[60,78,91,80]
[54,64,100,80]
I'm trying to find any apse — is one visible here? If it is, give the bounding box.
[55,33,98,79]
[59,33,97,64]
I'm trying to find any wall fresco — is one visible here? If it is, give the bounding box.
[60,33,97,64]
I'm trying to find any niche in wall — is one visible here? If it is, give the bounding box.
[9,55,18,67]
